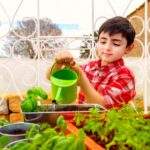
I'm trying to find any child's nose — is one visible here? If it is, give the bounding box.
[105,43,112,51]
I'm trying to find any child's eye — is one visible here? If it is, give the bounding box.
[114,43,120,46]
[100,41,106,44]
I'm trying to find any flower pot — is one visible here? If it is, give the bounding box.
[66,122,105,150]
[4,138,32,150]
[0,122,40,144]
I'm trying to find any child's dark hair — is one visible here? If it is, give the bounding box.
[98,16,136,47]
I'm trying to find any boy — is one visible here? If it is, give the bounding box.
[47,16,136,109]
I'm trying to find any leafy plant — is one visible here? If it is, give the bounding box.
[74,104,150,150]
[0,120,10,127]
[0,136,10,149]
[21,87,48,112]
[1,116,86,150]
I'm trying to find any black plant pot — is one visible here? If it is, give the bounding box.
[0,122,40,144]
[4,138,32,150]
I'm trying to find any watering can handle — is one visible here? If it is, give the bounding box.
[50,62,80,83]
[50,62,60,75]
[50,61,76,74]
[50,60,80,86]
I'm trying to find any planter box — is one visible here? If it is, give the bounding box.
[66,121,105,150]
[22,104,106,126]
[65,115,150,150]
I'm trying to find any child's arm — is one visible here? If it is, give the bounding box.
[47,51,104,105]
[71,63,104,105]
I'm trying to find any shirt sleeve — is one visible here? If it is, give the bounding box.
[97,72,136,109]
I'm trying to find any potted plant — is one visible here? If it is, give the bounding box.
[2,116,86,150]
[21,87,106,125]
[72,104,150,150]
[21,87,49,112]
[0,122,40,145]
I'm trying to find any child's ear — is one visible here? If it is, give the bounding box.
[125,43,134,54]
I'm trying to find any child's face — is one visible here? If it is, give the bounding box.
[97,31,130,66]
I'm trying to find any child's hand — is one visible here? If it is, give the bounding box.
[55,51,75,66]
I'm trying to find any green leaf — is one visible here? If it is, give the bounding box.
[27,94,37,110]
[21,99,34,112]
[52,136,74,150]
[0,120,10,126]
[56,116,66,133]
[27,87,48,100]
[10,141,31,150]
[56,116,64,127]
[61,120,67,133]
[77,129,86,140]
[0,135,10,148]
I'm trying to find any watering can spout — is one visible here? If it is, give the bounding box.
[52,99,57,104]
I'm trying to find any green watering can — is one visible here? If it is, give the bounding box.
[50,65,78,104]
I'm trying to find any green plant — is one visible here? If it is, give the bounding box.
[21,87,48,112]
[0,120,10,149]
[0,136,10,149]
[74,104,150,150]
[1,116,86,150]
[0,120,10,126]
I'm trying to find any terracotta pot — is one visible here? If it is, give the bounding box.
[66,121,105,150]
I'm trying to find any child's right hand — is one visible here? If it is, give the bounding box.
[55,51,75,66]
[54,51,80,79]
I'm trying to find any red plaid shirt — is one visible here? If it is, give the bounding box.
[78,58,136,109]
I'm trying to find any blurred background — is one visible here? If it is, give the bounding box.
[0,0,149,108]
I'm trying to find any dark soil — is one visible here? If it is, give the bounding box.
[87,131,132,150]
[2,130,26,135]
[75,123,132,150]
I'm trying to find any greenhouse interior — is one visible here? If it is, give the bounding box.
[0,0,150,149]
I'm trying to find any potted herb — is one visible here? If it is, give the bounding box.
[3,116,86,150]
[21,87,106,125]
[73,104,150,150]
[0,122,40,144]
[21,87,48,112]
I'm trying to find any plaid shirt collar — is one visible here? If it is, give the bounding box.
[91,58,124,72]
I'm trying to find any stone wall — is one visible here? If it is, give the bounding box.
[0,94,24,123]
[0,94,51,123]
